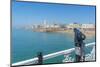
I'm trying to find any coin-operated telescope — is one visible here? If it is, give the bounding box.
[74,28,86,62]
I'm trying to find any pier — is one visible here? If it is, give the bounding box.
[12,28,96,66]
[12,42,95,66]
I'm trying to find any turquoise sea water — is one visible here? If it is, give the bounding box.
[12,28,95,64]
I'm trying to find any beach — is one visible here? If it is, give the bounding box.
[53,29,95,37]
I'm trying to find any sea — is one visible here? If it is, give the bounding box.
[12,28,95,64]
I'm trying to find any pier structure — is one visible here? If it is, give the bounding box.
[12,42,95,66]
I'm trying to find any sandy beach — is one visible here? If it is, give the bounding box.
[55,29,95,37]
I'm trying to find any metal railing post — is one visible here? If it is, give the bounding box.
[37,52,43,65]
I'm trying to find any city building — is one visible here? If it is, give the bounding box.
[66,23,81,29]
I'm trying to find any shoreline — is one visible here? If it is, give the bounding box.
[51,29,95,37]
[24,28,95,37]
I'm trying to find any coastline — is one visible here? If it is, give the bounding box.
[23,27,95,37]
[53,29,95,37]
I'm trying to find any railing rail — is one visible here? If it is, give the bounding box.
[12,42,95,66]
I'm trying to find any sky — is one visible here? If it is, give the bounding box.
[12,0,96,26]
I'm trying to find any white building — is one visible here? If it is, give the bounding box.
[66,23,81,29]
[81,24,95,29]
[50,24,60,28]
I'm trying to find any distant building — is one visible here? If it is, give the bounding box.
[49,24,60,28]
[66,23,81,29]
[81,24,95,31]
[81,24,95,29]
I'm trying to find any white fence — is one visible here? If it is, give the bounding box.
[12,42,95,66]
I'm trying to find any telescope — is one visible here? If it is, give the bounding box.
[74,28,86,62]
